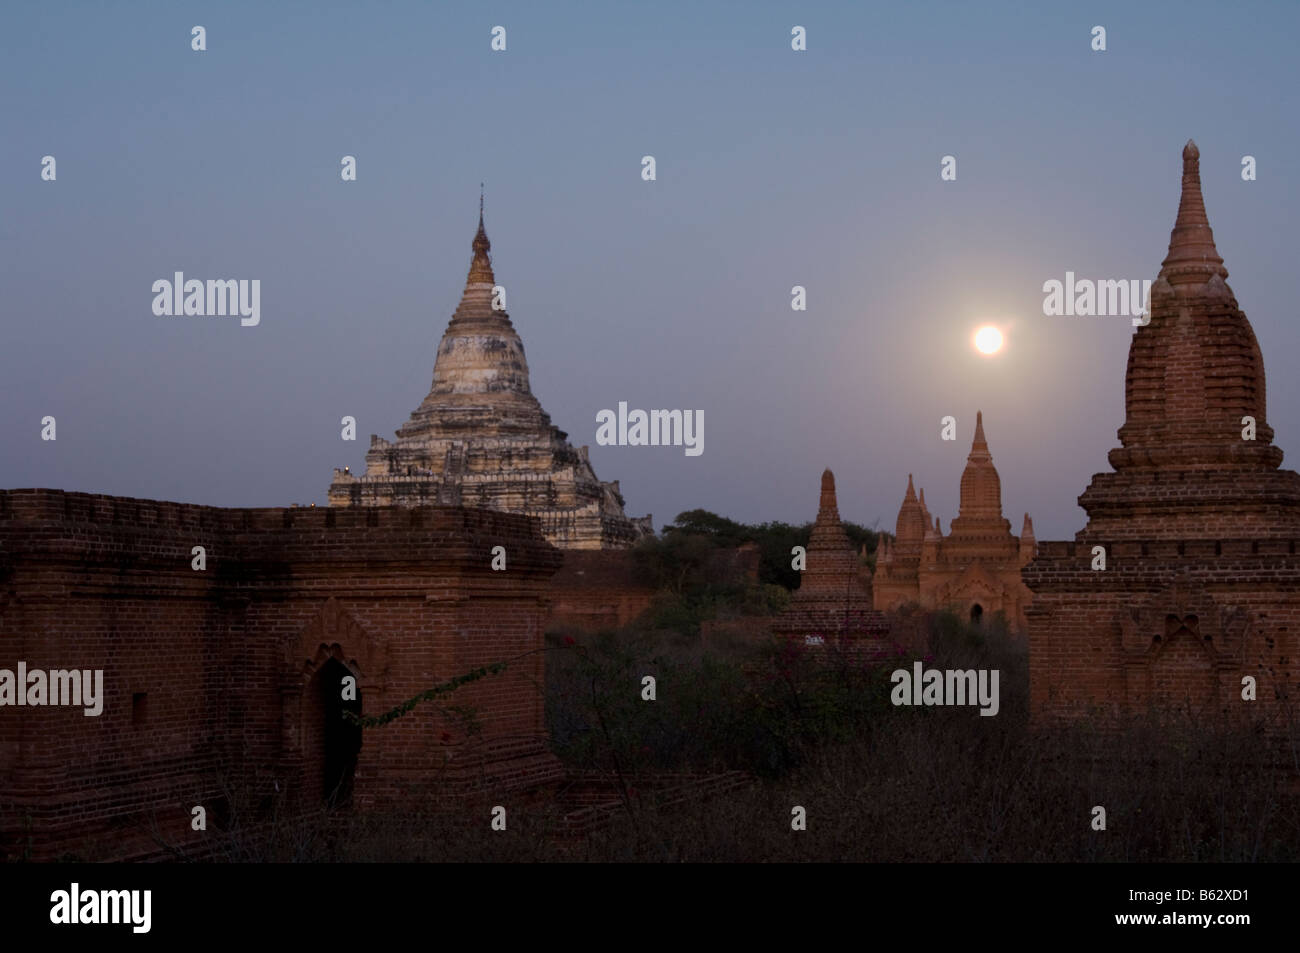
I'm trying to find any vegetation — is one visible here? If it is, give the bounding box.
[199,609,1300,862]
[626,508,882,635]
[654,508,883,590]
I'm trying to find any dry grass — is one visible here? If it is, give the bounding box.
[175,611,1300,862]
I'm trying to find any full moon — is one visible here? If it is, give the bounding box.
[974,326,1004,355]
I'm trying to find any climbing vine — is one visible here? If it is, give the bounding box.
[342,662,508,728]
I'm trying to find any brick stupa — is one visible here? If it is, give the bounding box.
[330,204,652,549]
[1024,142,1300,725]
[773,469,884,640]
[874,414,1036,630]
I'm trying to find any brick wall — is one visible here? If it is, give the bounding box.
[1023,540,1300,733]
[0,489,562,861]
[546,550,657,631]
[546,543,760,633]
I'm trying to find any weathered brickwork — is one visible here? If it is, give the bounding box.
[329,209,651,550]
[0,489,562,861]
[1023,142,1300,731]
[547,551,659,632]
[875,414,1037,631]
[548,545,761,633]
[774,470,888,640]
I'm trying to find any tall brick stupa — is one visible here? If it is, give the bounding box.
[1024,142,1300,724]
[330,203,652,549]
[773,469,883,640]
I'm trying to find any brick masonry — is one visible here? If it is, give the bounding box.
[773,470,888,641]
[875,414,1037,631]
[1023,142,1300,733]
[547,550,658,631]
[0,489,563,861]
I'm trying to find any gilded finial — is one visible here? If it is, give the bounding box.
[468,186,494,283]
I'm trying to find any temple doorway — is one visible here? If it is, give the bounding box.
[317,657,361,808]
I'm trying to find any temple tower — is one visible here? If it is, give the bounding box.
[329,204,651,549]
[773,469,883,640]
[874,413,1034,630]
[1024,142,1300,726]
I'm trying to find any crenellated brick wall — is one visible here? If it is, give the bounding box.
[0,488,562,861]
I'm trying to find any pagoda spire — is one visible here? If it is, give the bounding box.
[802,468,860,593]
[1079,140,1287,535]
[969,410,991,462]
[817,468,841,522]
[894,474,927,546]
[468,187,495,284]
[422,199,534,402]
[955,410,1004,522]
[1159,140,1228,287]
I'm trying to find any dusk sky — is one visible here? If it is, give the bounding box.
[3,1,1298,540]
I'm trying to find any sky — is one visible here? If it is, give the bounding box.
[2,1,1298,541]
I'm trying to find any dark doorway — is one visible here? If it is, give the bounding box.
[319,658,361,808]
[970,603,984,625]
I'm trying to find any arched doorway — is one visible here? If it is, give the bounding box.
[969,603,984,625]
[317,657,361,808]
[1150,614,1215,713]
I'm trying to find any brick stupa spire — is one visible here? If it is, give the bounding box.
[1158,141,1228,287]
[1025,142,1300,726]
[950,410,1011,535]
[799,469,862,596]
[893,474,928,553]
[773,469,882,640]
[1078,141,1300,539]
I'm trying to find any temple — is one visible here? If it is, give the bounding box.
[772,469,883,640]
[1024,142,1300,726]
[874,413,1036,630]
[329,203,652,549]
[0,489,565,861]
